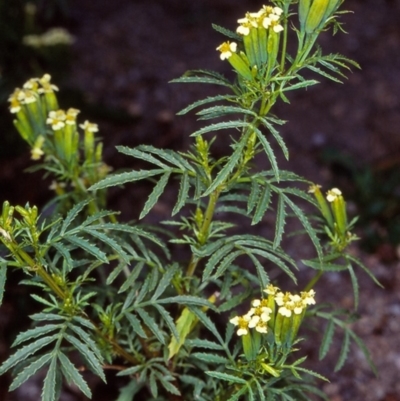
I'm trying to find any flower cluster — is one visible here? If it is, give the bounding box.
[216,4,284,80]
[23,28,75,48]
[46,108,80,131]
[230,284,316,337]
[230,299,272,336]
[236,5,284,35]
[8,74,58,114]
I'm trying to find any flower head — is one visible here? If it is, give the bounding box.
[46,110,66,130]
[230,314,251,336]
[65,108,80,125]
[216,41,237,60]
[79,120,99,133]
[326,188,342,202]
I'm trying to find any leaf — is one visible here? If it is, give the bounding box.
[202,243,234,281]
[334,329,350,371]
[136,308,165,344]
[247,179,261,214]
[58,352,91,398]
[259,117,289,160]
[151,265,177,301]
[273,194,286,249]
[212,250,243,280]
[66,235,108,263]
[254,128,279,181]
[9,353,52,391]
[12,324,61,347]
[0,262,7,307]
[115,380,143,401]
[190,308,224,345]
[68,324,103,361]
[140,171,171,219]
[186,339,224,351]
[177,94,231,115]
[348,330,378,376]
[64,334,106,381]
[153,304,179,341]
[191,120,250,137]
[172,172,190,216]
[60,200,90,235]
[158,295,215,309]
[283,194,323,261]
[51,243,73,272]
[125,312,147,338]
[212,23,242,41]
[252,183,272,225]
[0,335,57,374]
[282,79,319,91]
[192,352,229,364]
[205,371,246,384]
[203,136,247,196]
[89,169,165,191]
[119,262,144,294]
[41,356,57,401]
[247,253,269,288]
[319,320,335,360]
[168,307,197,359]
[347,263,359,310]
[116,146,168,168]
[83,228,130,263]
[197,105,256,120]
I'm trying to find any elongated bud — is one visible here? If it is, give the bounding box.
[308,184,334,229]
[305,0,330,33]
[299,0,312,30]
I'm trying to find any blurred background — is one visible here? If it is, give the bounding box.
[0,0,399,400]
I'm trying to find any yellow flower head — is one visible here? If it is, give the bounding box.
[326,187,342,202]
[65,108,80,125]
[216,41,237,60]
[38,74,59,94]
[263,284,280,296]
[46,110,66,130]
[79,120,99,133]
[230,314,251,336]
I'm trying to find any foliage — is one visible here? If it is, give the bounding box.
[0,1,379,400]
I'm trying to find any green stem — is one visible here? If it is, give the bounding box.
[186,189,221,277]
[304,270,323,291]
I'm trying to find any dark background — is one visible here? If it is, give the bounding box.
[0,0,400,400]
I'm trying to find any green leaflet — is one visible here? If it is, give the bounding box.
[136,307,165,344]
[65,235,108,263]
[89,168,165,191]
[168,307,197,359]
[319,320,335,360]
[0,262,7,307]
[172,172,190,215]
[140,171,171,219]
[64,334,105,381]
[41,356,58,401]
[58,352,91,398]
[9,353,52,391]
[0,335,58,374]
[334,329,350,372]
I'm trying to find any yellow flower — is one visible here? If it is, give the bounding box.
[216,41,237,60]
[230,314,251,336]
[300,289,316,305]
[46,110,66,130]
[263,284,280,296]
[326,187,342,202]
[79,120,99,133]
[31,147,44,160]
[65,108,80,125]
[38,74,59,94]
